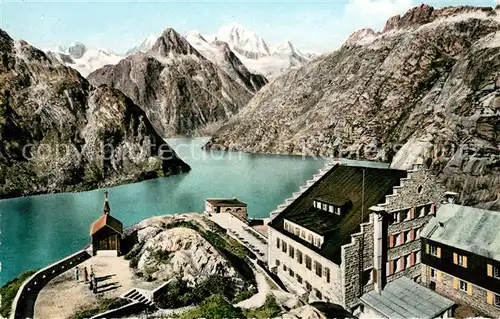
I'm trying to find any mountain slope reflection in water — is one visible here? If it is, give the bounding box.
[0,137,326,285]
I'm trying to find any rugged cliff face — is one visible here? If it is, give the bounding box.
[206,5,500,209]
[185,31,268,93]
[0,29,190,199]
[88,28,259,137]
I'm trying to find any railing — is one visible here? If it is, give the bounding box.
[10,250,91,319]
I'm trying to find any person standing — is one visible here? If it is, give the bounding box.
[92,275,97,294]
[89,273,94,291]
[83,266,88,282]
[74,266,79,281]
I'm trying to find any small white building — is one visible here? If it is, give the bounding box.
[205,198,248,222]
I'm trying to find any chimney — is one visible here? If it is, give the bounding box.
[443,191,458,204]
[371,205,387,293]
[103,190,111,215]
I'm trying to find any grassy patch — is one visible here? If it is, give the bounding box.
[242,296,281,319]
[68,298,129,319]
[155,275,240,309]
[178,294,244,319]
[0,270,37,317]
[232,289,255,303]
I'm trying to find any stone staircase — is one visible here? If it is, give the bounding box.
[270,160,338,220]
[121,288,155,307]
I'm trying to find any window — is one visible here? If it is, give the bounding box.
[396,233,403,246]
[495,266,500,279]
[431,268,437,280]
[308,234,314,243]
[289,268,294,277]
[324,267,330,283]
[276,238,280,249]
[283,264,287,271]
[315,261,323,277]
[296,274,302,284]
[300,229,305,239]
[495,294,500,307]
[337,207,342,215]
[314,237,321,248]
[289,246,295,259]
[305,281,312,291]
[399,210,408,222]
[405,230,412,243]
[419,206,426,217]
[458,255,465,267]
[487,264,499,278]
[294,227,300,236]
[306,255,312,270]
[275,260,280,267]
[297,250,303,264]
[416,228,421,239]
[396,258,405,273]
[315,289,322,300]
[416,251,421,263]
[282,242,287,253]
[430,245,438,257]
[329,205,334,213]
[406,254,412,268]
[322,203,327,211]
[459,280,468,292]
[284,222,290,232]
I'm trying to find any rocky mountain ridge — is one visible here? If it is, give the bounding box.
[0,29,189,199]
[88,28,264,137]
[205,4,500,209]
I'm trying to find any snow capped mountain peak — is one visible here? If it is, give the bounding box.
[216,23,270,59]
[126,34,157,55]
[47,41,124,77]
[272,40,296,55]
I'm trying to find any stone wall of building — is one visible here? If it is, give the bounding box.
[268,227,343,304]
[381,164,446,212]
[421,265,500,318]
[378,165,446,286]
[341,214,375,310]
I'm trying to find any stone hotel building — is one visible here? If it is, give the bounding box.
[267,161,447,312]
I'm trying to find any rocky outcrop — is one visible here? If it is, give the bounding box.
[124,215,245,287]
[88,28,256,137]
[0,29,190,199]
[205,5,500,209]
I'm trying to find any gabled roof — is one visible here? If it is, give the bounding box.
[361,277,454,318]
[206,198,247,207]
[421,204,500,261]
[90,214,123,236]
[270,164,406,263]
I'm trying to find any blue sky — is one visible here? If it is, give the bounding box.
[0,0,497,54]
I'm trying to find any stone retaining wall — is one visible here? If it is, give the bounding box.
[89,301,145,319]
[10,250,91,319]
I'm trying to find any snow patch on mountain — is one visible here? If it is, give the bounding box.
[48,42,124,77]
[187,24,316,79]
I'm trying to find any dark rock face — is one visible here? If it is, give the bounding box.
[205,5,500,209]
[210,40,268,93]
[88,28,256,137]
[0,30,190,199]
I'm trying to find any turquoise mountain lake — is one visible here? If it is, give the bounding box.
[0,137,327,285]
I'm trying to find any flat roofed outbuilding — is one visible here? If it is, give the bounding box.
[360,277,455,318]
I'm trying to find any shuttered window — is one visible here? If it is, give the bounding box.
[454,253,467,268]
[305,255,312,270]
[487,264,499,278]
[297,250,303,264]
